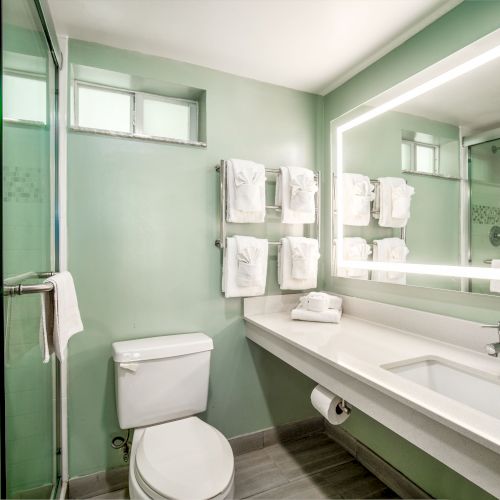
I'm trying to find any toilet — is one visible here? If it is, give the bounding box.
[112,333,235,499]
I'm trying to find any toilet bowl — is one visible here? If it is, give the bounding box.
[112,333,235,500]
[129,418,234,499]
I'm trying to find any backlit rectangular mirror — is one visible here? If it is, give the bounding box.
[331,29,500,295]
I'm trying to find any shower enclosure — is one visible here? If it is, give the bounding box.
[468,136,500,294]
[2,0,62,497]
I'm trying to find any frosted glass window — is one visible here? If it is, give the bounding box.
[4,74,46,123]
[401,142,412,170]
[416,144,435,173]
[142,98,192,141]
[77,85,132,133]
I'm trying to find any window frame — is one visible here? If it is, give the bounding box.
[3,69,48,126]
[72,80,202,146]
[401,139,440,175]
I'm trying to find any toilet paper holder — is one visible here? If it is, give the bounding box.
[336,398,351,415]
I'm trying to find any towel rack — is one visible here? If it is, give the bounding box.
[3,271,55,296]
[215,160,321,248]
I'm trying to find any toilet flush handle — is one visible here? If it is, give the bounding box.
[119,362,139,373]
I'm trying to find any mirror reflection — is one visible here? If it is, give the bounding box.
[334,49,500,295]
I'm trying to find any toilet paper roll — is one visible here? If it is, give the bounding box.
[310,385,350,425]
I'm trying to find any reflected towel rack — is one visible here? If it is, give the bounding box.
[215,160,321,249]
[485,259,494,265]
[3,271,55,296]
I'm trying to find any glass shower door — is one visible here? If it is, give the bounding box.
[469,138,500,294]
[2,0,58,497]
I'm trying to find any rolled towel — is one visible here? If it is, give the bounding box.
[291,304,342,323]
[275,167,317,224]
[300,292,342,312]
[490,259,500,294]
[226,159,266,223]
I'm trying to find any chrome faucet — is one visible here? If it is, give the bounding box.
[483,321,500,357]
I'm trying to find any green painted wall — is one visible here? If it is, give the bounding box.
[66,39,322,477]
[323,2,500,499]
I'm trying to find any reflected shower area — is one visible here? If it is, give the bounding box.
[2,0,61,497]
[469,137,500,294]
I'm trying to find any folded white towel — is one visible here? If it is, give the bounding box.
[40,271,84,362]
[291,303,342,323]
[275,167,317,224]
[222,236,268,297]
[490,259,500,294]
[278,237,319,290]
[333,237,371,280]
[226,159,266,223]
[299,292,342,312]
[342,173,375,226]
[372,238,409,284]
[377,177,414,228]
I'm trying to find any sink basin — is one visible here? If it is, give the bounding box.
[384,357,500,419]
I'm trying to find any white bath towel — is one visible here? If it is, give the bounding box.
[490,259,500,294]
[278,237,319,290]
[291,303,342,323]
[40,271,84,362]
[299,292,343,312]
[222,236,268,297]
[226,159,266,223]
[376,177,414,228]
[275,167,317,224]
[372,238,409,285]
[333,238,371,280]
[342,173,375,226]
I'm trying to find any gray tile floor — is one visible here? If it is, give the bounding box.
[90,432,398,499]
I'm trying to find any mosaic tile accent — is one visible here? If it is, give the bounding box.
[3,165,43,203]
[472,204,500,225]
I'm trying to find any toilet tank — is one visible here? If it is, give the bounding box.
[112,333,213,429]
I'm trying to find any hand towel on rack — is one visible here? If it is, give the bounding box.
[226,159,266,223]
[222,236,268,297]
[332,238,371,280]
[278,237,319,290]
[275,167,317,224]
[39,271,84,363]
[377,177,414,228]
[291,303,342,323]
[372,237,409,285]
[342,173,375,226]
[490,259,500,294]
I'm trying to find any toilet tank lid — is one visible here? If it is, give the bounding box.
[112,333,213,362]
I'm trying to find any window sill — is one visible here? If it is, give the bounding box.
[69,126,207,148]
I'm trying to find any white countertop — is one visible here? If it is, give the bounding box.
[244,296,500,455]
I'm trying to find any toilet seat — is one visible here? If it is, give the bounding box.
[134,417,234,499]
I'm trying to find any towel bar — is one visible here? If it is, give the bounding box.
[3,271,56,296]
[215,160,321,250]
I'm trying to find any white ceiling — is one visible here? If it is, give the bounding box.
[396,57,500,135]
[47,0,461,95]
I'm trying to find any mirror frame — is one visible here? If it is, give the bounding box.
[331,28,500,282]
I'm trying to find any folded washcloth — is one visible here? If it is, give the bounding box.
[226,159,266,223]
[40,271,84,362]
[278,237,319,290]
[222,236,268,297]
[490,259,500,294]
[333,237,371,280]
[376,177,414,228]
[372,238,409,284]
[342,173,375,226]
[275,167,317,224]
[299,292,342,312]
[291,303,342,323]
